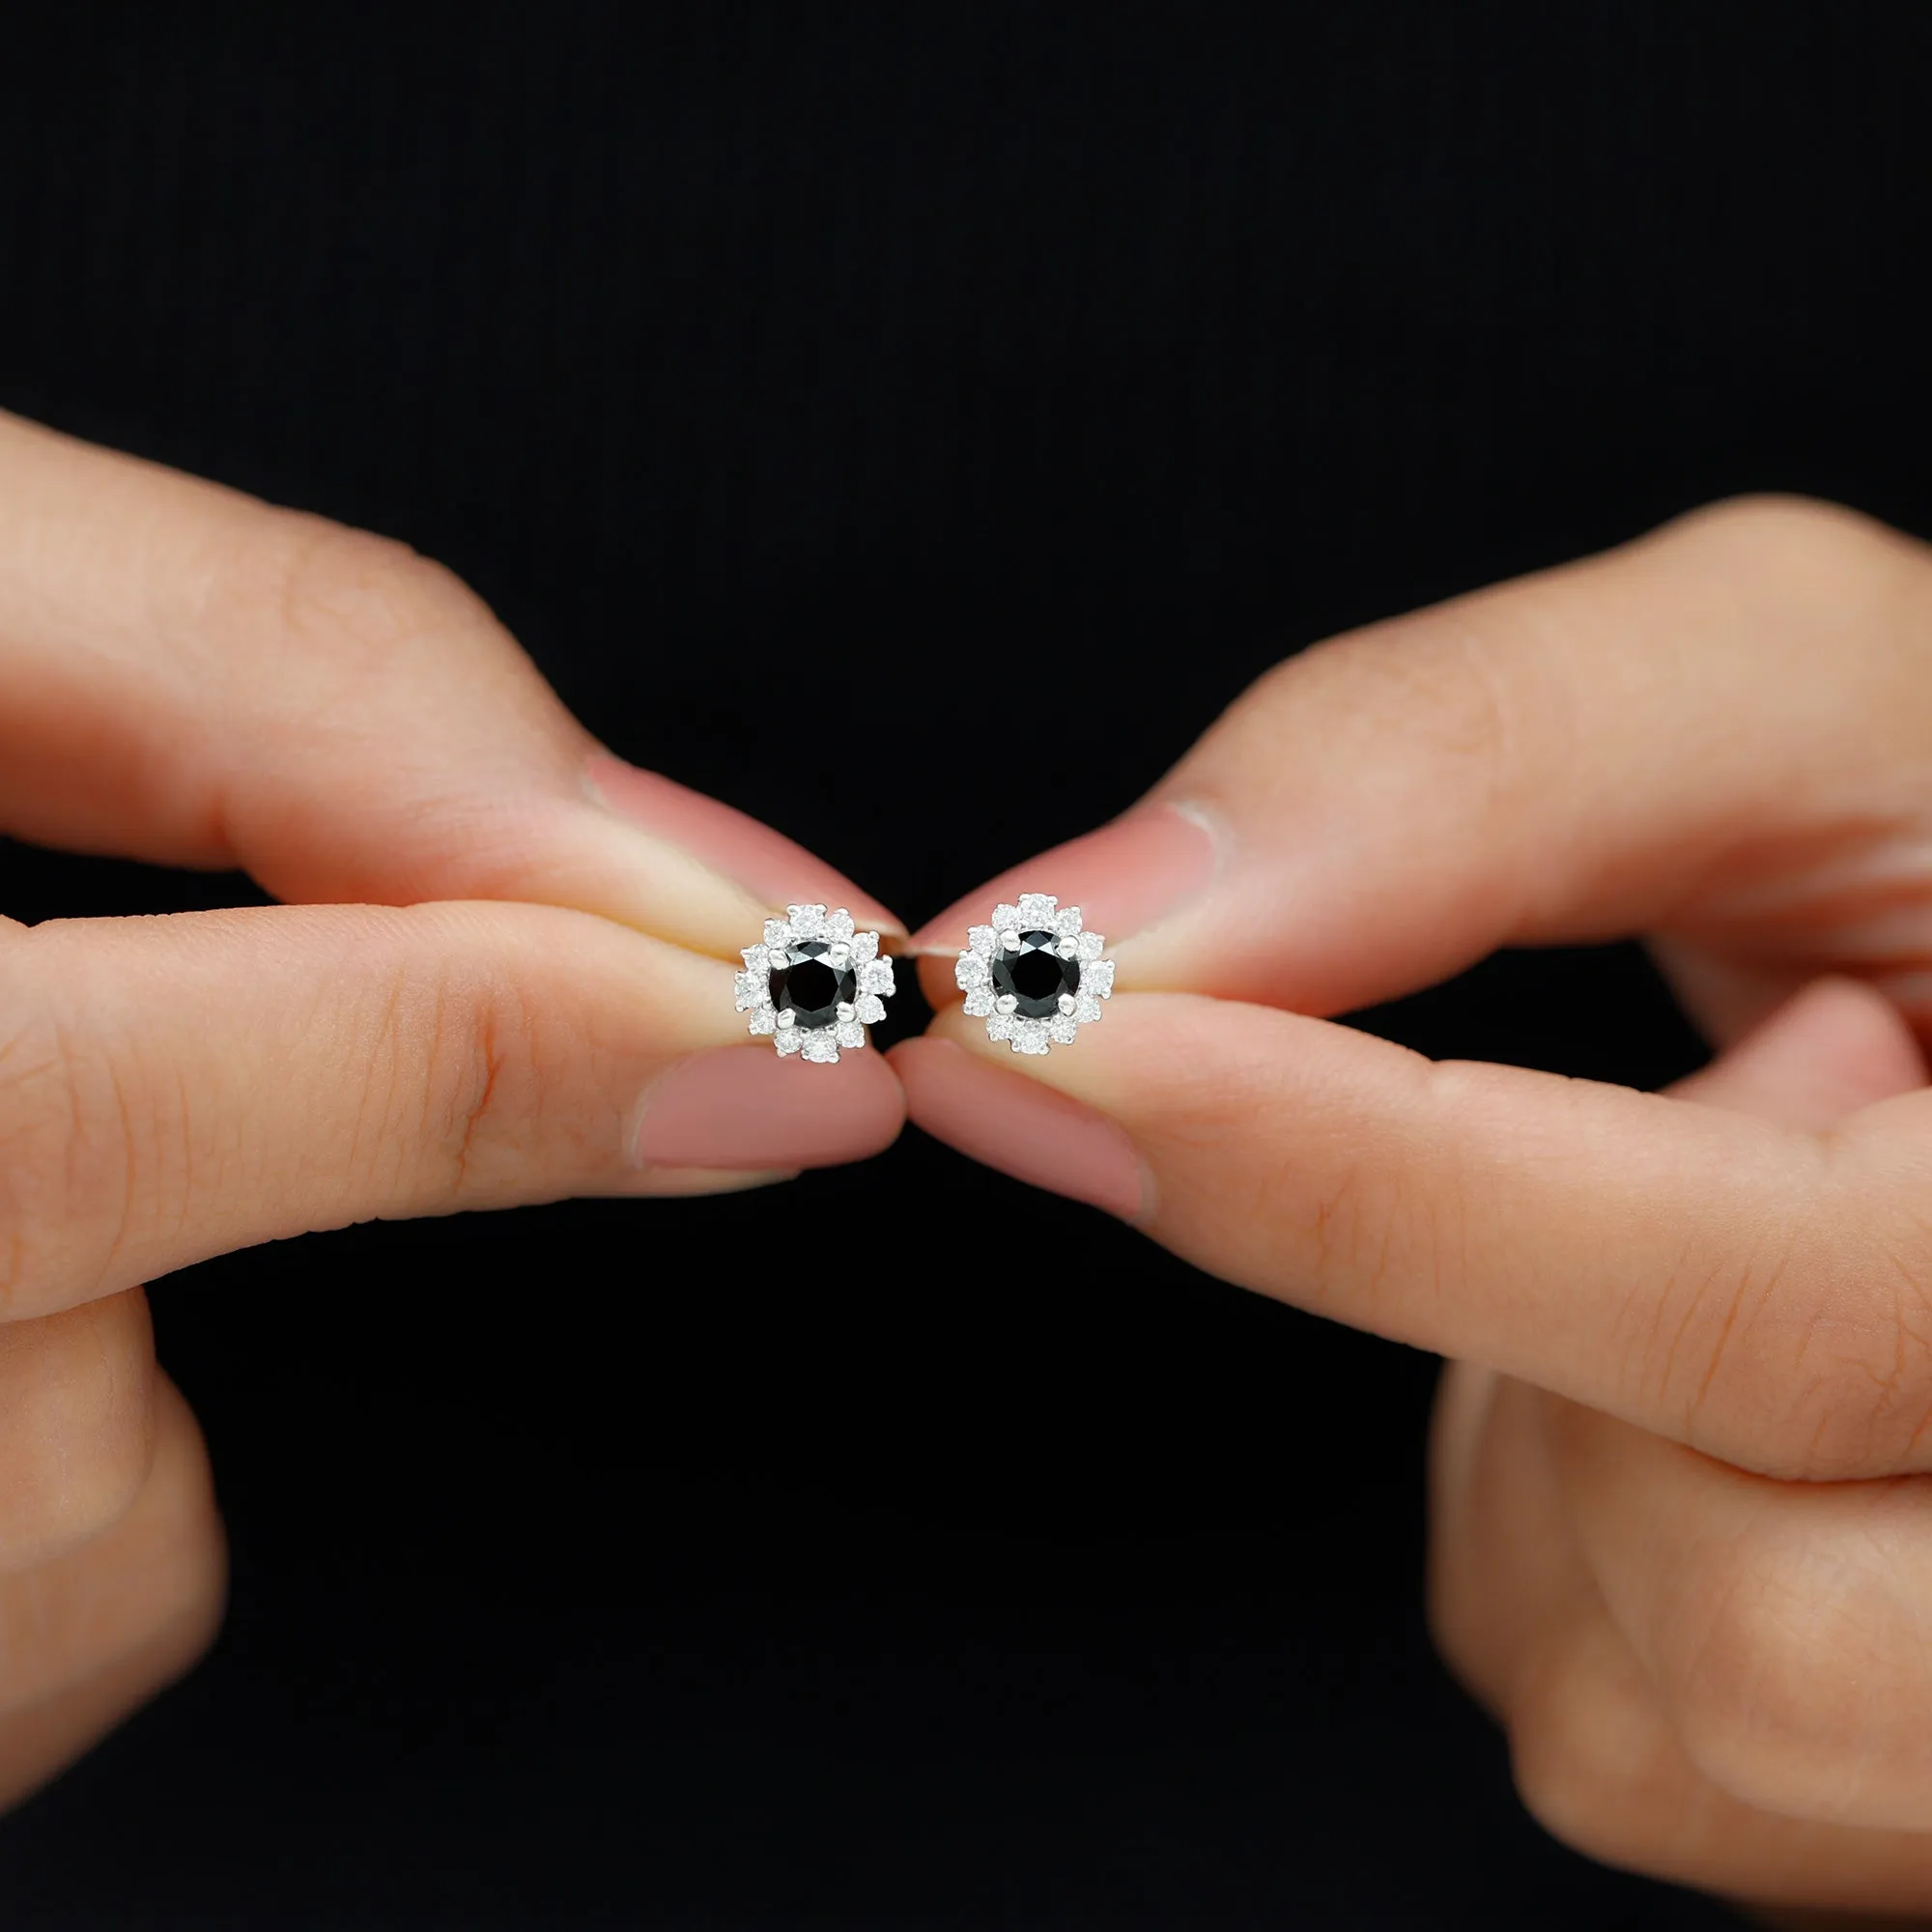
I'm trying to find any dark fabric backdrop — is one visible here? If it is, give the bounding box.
[2,4,1926,1924]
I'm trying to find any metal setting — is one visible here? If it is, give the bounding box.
[953,893,1114,1054]
[736,904,895,1063]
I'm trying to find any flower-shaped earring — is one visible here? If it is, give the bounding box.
[953,893,1114,1054]
[736,904,895,1063]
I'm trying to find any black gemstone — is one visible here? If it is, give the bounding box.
[991,928,1080,1019]
[768,940,856,1030]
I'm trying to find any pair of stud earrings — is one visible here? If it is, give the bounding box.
[733,893,1116,1064]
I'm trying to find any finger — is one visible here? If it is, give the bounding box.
[907,497,1932,1033]
[0,411,897,957]
[1551,1393,1932,1836]
[1668,976,1928,1129]
[0,899,904,1321]
[897,990,1932,1478]
[0,1293,156,1572]
[0,1377,224,1812]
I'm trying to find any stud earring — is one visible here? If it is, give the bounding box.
[736,904,895,1063]
[953,893,1114,1054]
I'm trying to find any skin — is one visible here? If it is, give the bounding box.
[10,406,1932,1919]
[0,410,905,1806]
[902,498,1932,1919]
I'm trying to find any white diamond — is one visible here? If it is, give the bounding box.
[1048,1014,1078,1044]
[1011,1020,1050,1055]
[836,1020,867,1049]
[990,903,1021,936]
[801,1030,840,1063]
[985,1012,1014,1040]
[748,1008,778,1036]
[859,958,895,996]
[849,930,879,965]
[1074,993,1103,1024]
[826,908,855,942]
[741,943,770,971]
[775,1028,804,1055]
[764,918,791,950]
[963,987,994,1017]
[955,953,988,990]
[733,972,763,1009]
[1082,959,1115,998]
[1016,893,1057,926]
[1054,905,1083,937]
[967,925,996,958]
[1076,931,1105,961]
[789,903,828,939]
[854,992,886,1025]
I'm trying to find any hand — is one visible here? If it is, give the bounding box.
[0,411,904,1807]
[896,497,1932,1916]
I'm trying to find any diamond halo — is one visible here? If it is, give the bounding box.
[736,904,895,1063]
[954,892,1114,1054]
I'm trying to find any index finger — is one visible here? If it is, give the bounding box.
[896,993,1932,1482]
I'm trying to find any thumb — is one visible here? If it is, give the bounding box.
[910,498,1932,1025]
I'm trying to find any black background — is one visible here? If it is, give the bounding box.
[1,4,1927,1924]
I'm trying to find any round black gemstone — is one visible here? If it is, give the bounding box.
[991,928,1080,1019]
[769,941,856,1030]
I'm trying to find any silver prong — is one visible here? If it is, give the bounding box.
[1057,937,1078,958]
[995,993,1018,1015]
[1058,993,1077,1016]
[836,1002,856,1023]
[828,942,851,969]
[775,1008,796,1029]
[1000,928,1021,951]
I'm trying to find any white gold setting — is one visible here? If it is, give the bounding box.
[736,903,895,1063]
[954,892,1113,1054]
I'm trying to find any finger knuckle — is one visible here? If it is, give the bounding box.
[1660,1520,1918,1817]
[229,517,494,702]
[0,1300,157,1569]
[0,939,146,1317]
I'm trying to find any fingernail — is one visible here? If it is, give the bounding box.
[891,1038,1151,1221]
[634,1045,906,1170]
[586,753,904,934]
[907,803,1218,954]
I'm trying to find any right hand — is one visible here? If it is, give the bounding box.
[0,410,906,1808]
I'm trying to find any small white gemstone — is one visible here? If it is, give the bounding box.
[854,992,886,1025]
[1016,893,1057,927]
[826,908,856,943]
[1011,1020,1050,1054]
[990,903,1021,936]
[1076,931,1105,962]
[1082,959,1115,998]
[849,930,880,965]
[1074,993,1103,1024]
[1048,1014,1079,1045]
[836,1020,867,1049]
[748,1008,778,1036]
[734,972,763,1010]
[967,925,996,958]
[859,958,895,997]
[764,918,791,950]
[741,944,770,972]
[801,1030,840,1063]
[986,1012,1015,1041]
[776,1028,804,1055]
[963,987,994,1017]
[955,953,988,990]
[788,903,829,939]
[1054,904,1083,938]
